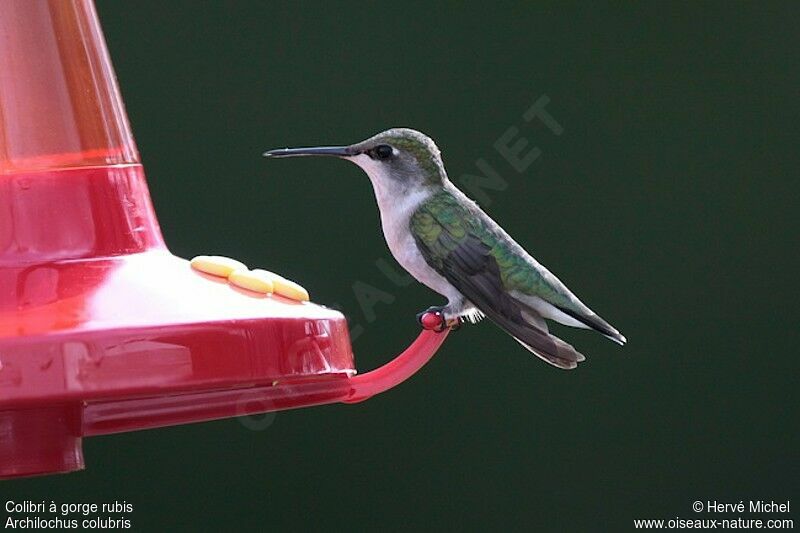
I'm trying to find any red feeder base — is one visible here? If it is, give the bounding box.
[0,405,84,478]
[0,0,451,479]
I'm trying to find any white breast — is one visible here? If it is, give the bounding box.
[350,154,456,299]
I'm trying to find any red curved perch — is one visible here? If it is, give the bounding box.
[344,318,450,403]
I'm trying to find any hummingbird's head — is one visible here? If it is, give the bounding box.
[263,128,447,194]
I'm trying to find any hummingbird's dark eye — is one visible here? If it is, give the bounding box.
[373,144,393,160]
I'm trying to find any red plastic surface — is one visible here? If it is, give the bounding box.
[0,0,450,479]
[0,0,137,173]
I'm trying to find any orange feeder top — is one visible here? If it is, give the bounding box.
[0,0,448,479]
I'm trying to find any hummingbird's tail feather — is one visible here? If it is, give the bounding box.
[512,335,585,370]
[485,306,585,370]
[553,304,627,346]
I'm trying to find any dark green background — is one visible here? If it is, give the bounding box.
[6,2,798,530]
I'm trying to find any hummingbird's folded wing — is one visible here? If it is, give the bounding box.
[411,207,584,369]
[412,190,626,347]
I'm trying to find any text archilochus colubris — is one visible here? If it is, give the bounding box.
[264,128,625,369]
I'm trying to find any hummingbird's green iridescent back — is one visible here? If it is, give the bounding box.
[410,188,590,318]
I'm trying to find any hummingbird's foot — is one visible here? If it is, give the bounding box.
[416,306,462,332]
[447,317,463,332]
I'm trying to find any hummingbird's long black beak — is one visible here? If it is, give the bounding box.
[262,146,352,158]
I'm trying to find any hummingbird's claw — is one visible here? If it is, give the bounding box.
[447,317,463,332]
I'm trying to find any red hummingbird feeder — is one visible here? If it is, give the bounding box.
[0,0,449,479]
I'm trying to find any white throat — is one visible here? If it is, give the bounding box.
[348,153,432,217]
[348,152,432,255]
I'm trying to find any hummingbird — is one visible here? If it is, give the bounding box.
[263,128,625,369]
